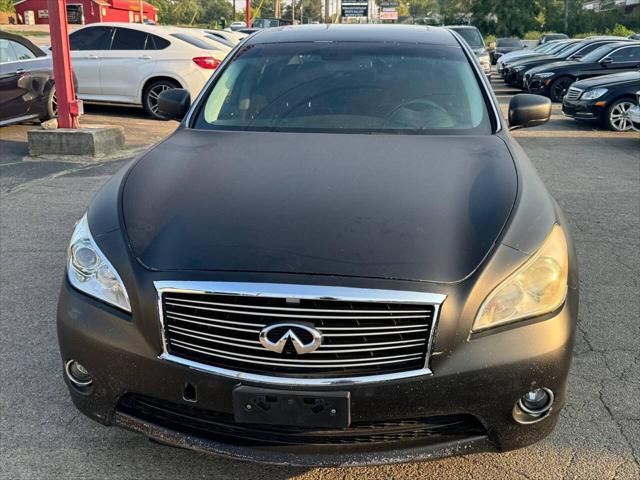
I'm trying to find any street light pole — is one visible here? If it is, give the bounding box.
[47,0,79,128]
[246,0,251,28]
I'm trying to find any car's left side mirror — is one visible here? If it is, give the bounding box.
[157,88,191,121]
[599,56,613,65]
[508,94,552,130]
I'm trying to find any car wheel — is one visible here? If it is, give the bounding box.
[549,77,573,102]
[143,79,179,120]
[45,85,57,120]
[605,99,635,132]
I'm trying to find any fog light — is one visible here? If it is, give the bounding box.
[521,388,550,411]
[65,360,93,387]
[513,387,554,424]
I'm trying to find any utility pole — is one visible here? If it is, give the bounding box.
[47,0,80,128]
[246,0,251,28]
[292,0,295,22]
[139,0,143,22]
[564,0,568,34]
[275,0,280,18]
[233,0,236,21]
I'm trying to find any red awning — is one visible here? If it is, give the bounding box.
[109,0,158,12]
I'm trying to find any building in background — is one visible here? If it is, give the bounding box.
[583,0,640,13]
[13,0,158,25]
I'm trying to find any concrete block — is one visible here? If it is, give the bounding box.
[28,125,125,158]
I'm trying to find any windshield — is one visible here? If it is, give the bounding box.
[497,39,522,48]
[557,41,586,58]
[193,42,492,135]
[579,44,616,62]
[450,28,484,49]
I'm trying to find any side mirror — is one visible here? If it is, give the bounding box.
[600,56,613,65]
[508,94,552,130]
[157,88,191,121]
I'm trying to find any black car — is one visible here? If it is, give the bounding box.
[492,37,524,64]
[526,42,640,102]
[504,37,629,88]
[562,71,640,130]
[445,25,491,77]
[0,32,56,127]
[57,25,578,467]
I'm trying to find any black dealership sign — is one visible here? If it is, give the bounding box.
[342,1,368,17]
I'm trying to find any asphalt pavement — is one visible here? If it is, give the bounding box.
[1,76,639,479]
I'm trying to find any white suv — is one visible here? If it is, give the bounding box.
[69,23,231,119]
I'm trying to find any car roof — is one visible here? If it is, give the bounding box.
[246,24,458,46]
[0,31,46,56]
[79,22,186,34]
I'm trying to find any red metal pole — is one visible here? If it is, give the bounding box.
[245,0,251,29]
[47,0,80,128]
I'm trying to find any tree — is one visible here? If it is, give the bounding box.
[471,0,541,36]
[0,0,13,12]
[282,0,321,22]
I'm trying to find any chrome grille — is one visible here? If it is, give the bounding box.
[157,282,444,380]
[565,87,582,101]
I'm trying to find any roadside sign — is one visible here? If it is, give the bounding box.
[341,1,368,17]
[379,8,398,20]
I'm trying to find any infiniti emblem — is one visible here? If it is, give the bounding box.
[259,323,323,354]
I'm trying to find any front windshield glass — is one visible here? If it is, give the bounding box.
[579,44,615,62]
[450,28,484,49]
[557,42,585,57]
[193,42,492,135]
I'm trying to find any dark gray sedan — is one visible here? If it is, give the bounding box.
[57,25,578,467]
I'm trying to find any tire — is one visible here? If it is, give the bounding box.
[549,76,574,103]
[143,79,180,120]
[604,98,635,132]
[44,84,57,121]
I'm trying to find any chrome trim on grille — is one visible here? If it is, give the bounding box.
[565,87,583,101]
[154,281,446,386]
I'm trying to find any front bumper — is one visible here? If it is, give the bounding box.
[562,98,604,120]
[525,77,551,96]
[58,275,578,466]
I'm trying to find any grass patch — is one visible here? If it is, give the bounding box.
[0,29,50,37]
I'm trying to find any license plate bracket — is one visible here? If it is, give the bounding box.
[232,386,350,428]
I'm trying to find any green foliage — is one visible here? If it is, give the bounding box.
[0,0,13,12]
[281,0,322,23]
[609,23,635,37]
[148,0,232,26]
[484,34,496,45]
[523,31,541,40]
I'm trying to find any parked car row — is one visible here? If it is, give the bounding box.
[1,23,247,126]
[497,35,640,131]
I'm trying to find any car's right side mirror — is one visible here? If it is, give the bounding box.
[508,94,552,130]
[157,88,191,121]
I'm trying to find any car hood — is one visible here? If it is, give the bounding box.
[573,71,640,89]
[508,54,555,66]
[496,46,523,53]
[122,130,517,283]
[528,60,594,75]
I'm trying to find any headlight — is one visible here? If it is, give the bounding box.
[581,88,608,100]
[473,225,568,332]
[534,72,555,79]
[67,214,131,312]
